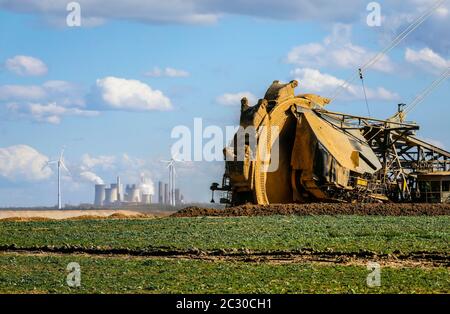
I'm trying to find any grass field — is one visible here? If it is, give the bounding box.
[0,215,449,293]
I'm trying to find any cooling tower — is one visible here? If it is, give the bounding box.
[129,185,141,202]
[94,184,106,206]
[141,194,151,204]
[110,187,118,202]
[104,188,112,205]
[105,185,118,205]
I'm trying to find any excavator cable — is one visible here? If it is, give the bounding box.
[329,0,447,102]
[404,67,450,114]
[359,68,371,117]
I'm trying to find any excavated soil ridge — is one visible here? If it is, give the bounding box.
[172,203,450,217]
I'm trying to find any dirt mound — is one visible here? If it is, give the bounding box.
[0,217,53,222]
[66,213,151,221]
[0,210,152,221]
[172,203,450,217]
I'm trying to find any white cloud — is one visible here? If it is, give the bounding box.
[7,102,99,124]
[145,67,190,78]
[121,153,147,168]
[79,171,104,185]
[0,84,47,101]
[0,0,359,26]
[0,145,52,182]
[78,152,159,192]
[1,77,173,123]
[93,76,172,111]
[291,68,399,101]
[4,55,48,76]
[380,1,450,55]
[435,5,449,17]
[0,80,85,106]
[0,80,95,124]
[42,80,77,93]
[0,0,219,25]
[405,47,449,74]
[69,154,116,188]
[0,1,448,55]
[286,24,394,73]
[216,91,257,106]
[80,154,117,171]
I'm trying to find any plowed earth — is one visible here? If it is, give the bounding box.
[173,203,450,217]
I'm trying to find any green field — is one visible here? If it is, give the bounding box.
[0,215,449,293]
[1,215,449,253]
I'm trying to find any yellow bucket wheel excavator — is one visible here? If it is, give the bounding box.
[210,80,450,206]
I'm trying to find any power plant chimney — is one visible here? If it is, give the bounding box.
[158,181,163,204]
[116,176,121,202]
[175,188,180,205]
[164,183,169,204]
[94,184,106,206]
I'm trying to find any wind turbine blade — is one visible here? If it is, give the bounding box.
[60,161,68,172]
[171,153,186,163]
[59,147,65,161]
[46,160,57,166]
[41,161,49,171]
[172,156,183,162]
[60,161,72,176]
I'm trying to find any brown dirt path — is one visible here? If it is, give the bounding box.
[0,246,448,268]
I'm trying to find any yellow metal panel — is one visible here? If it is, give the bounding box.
[301,109,380,174]
[356,178,368,187]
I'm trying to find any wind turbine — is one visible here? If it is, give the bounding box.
[43,147,71,209]
[161,154,184,206]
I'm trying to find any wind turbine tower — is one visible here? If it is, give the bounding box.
[43,148,71,209]
[161,155,184,206]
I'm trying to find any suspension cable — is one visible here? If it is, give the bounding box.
[359,68,371,116]
[404,67,450,114]
[329,0,447,102]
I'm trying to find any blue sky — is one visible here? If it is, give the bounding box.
[0,0,449,206]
